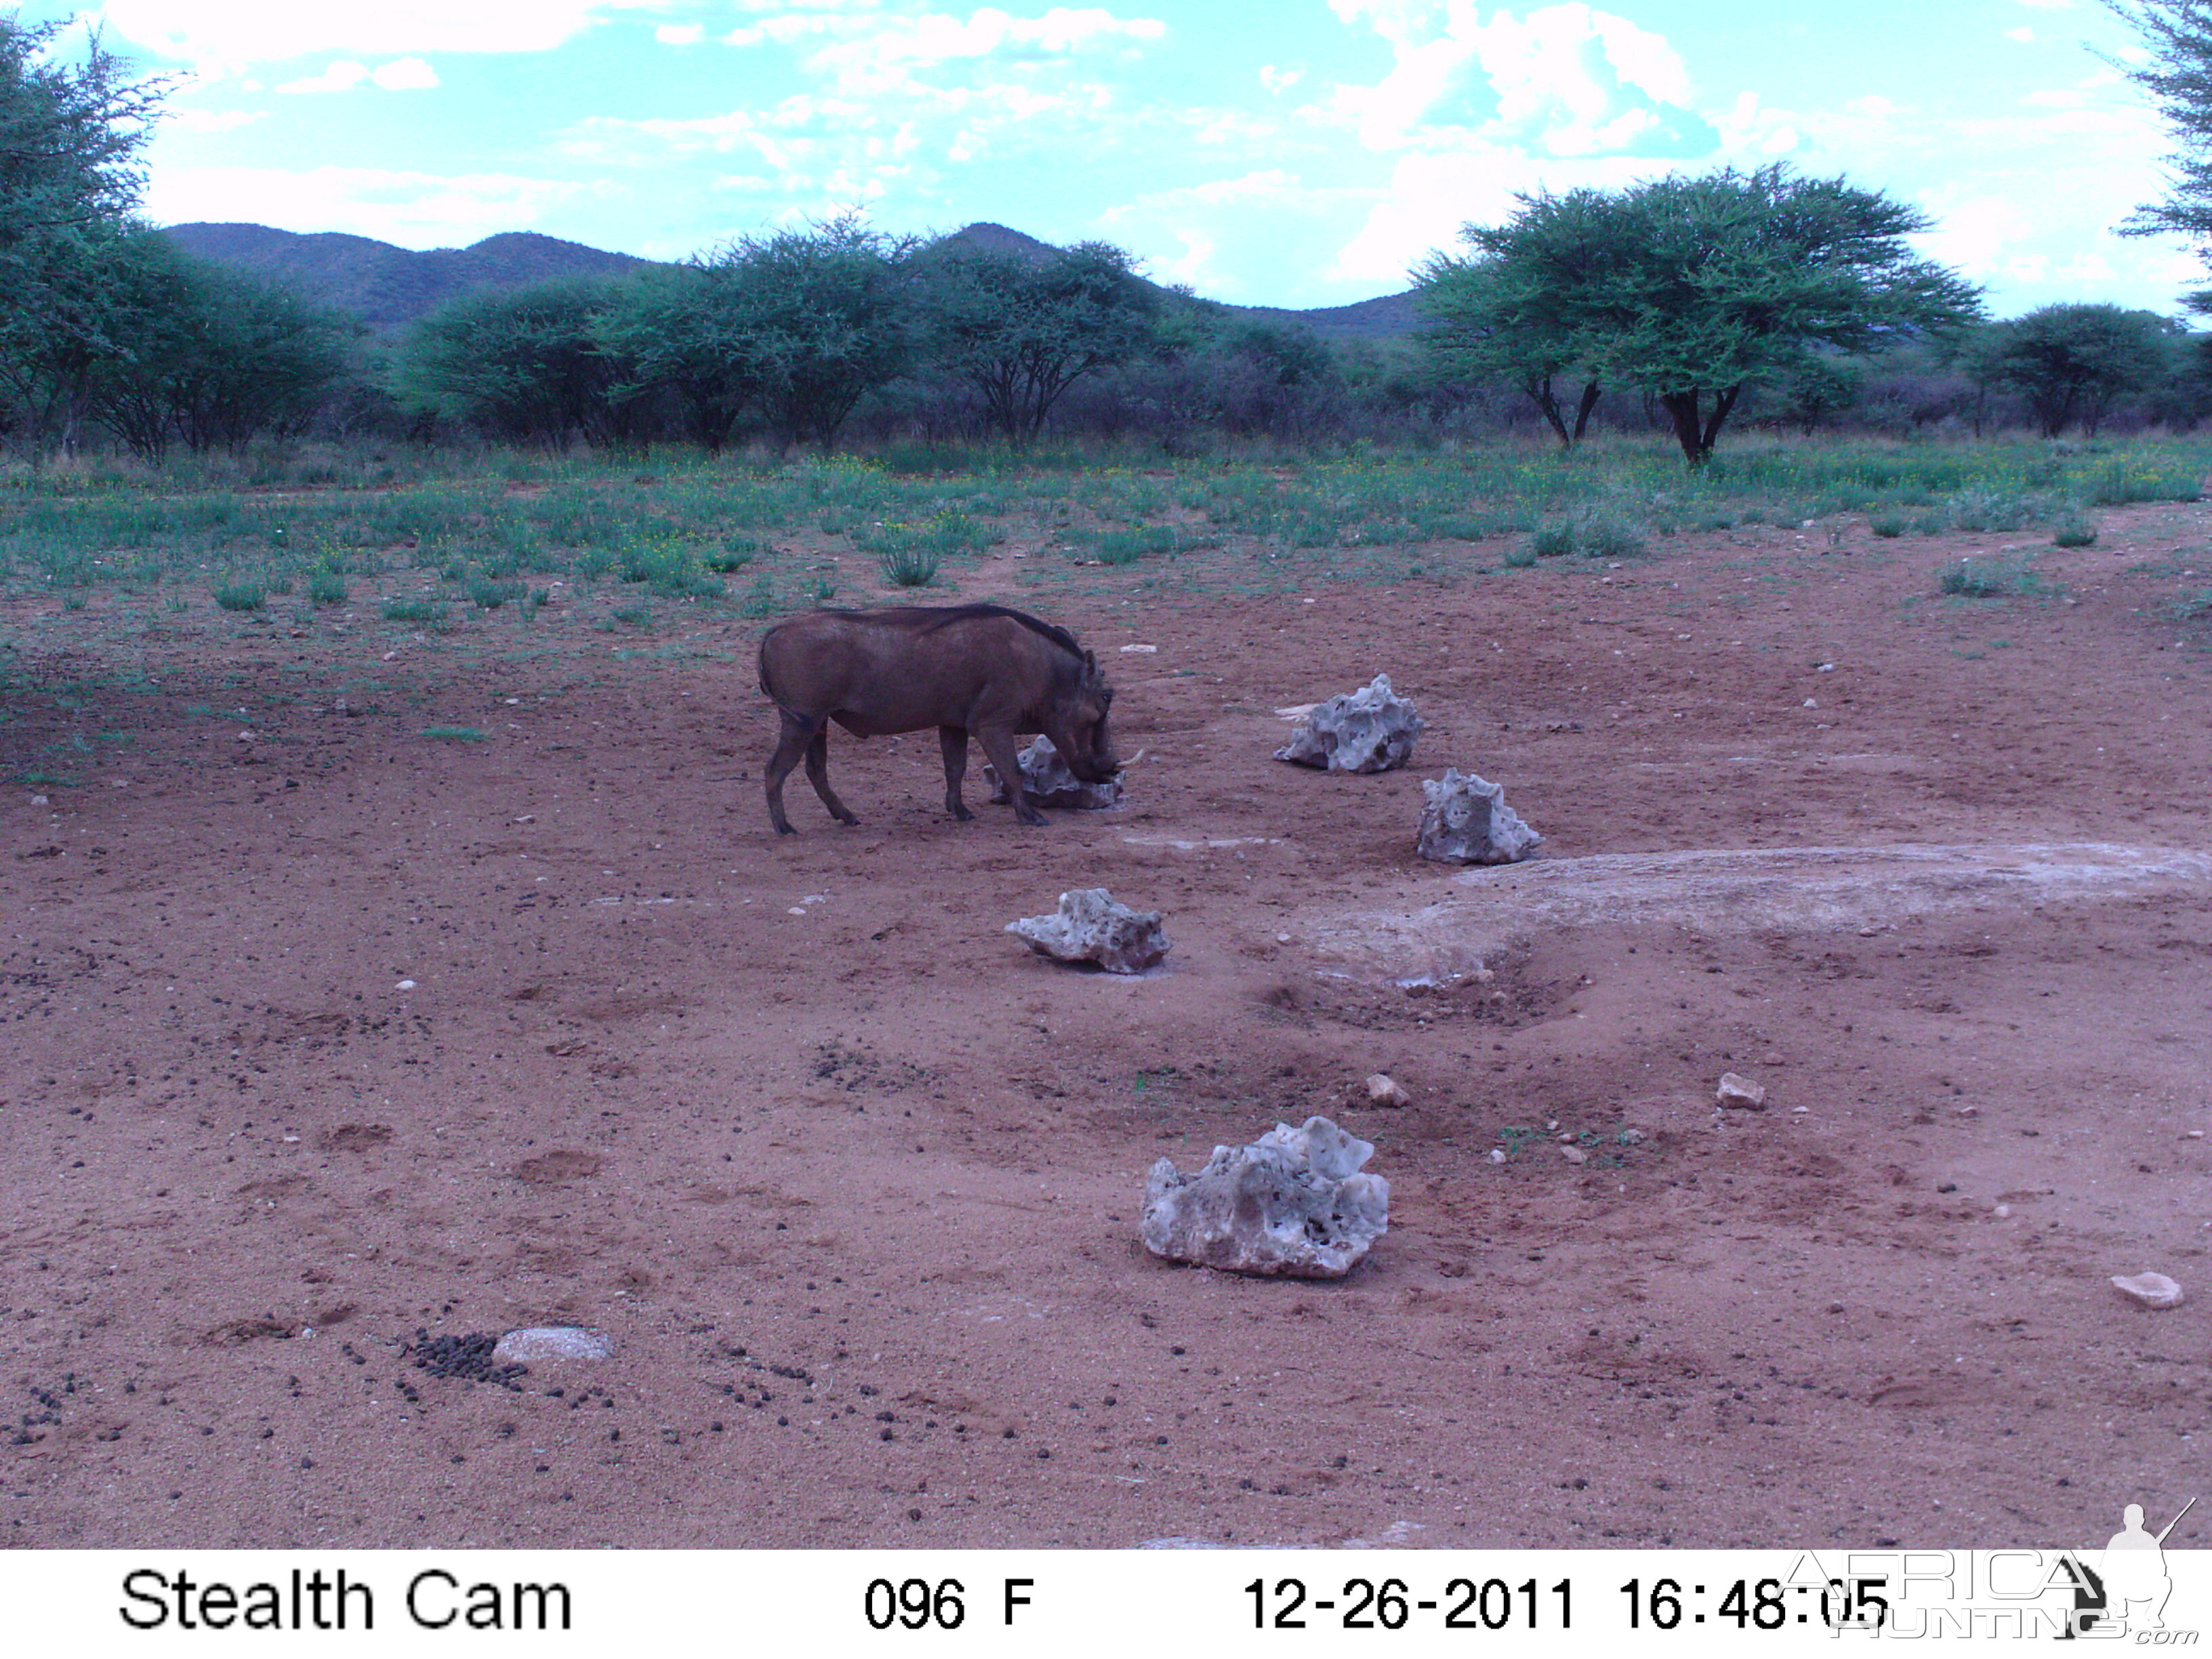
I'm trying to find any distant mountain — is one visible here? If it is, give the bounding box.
[931,221,1423,341]
[159,220,1424,340]
[159,224,663,331]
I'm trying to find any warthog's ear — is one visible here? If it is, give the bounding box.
[1083,650,1097,672]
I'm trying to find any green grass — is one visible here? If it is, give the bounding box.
[1939,554,2063,599]
[420,726,487,742]
[380,598,445,624]
[307,569,348,605]
[213,581,266,612]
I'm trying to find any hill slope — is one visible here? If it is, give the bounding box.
[159,220,1425,340]
[161,224,661,331]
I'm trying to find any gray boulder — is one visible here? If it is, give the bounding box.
[1141,1116,1389,1278]
[1416,768,1542,865]
[983,735,1124,810]
[1275,674,1423,773]
[1008,888,1169,974]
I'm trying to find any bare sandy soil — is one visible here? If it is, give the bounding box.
[3,498,2208,1551]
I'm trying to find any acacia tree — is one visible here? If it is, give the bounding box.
[1959,304,2178,436]
[2106,3,2212,255]
[1415,188,1615,447]
[396,276,639,447]
[1422,166,1982,464]
[0,15,170,456]
[915,239,1155,445]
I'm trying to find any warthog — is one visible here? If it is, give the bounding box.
[758,603,1119,834]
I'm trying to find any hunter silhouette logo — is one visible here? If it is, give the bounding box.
[2089,1498,2196,1636]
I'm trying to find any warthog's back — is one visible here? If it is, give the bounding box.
[759,605,1080,735]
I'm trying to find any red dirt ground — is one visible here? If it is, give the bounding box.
[3,499,2208,1551]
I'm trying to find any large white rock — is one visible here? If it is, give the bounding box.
[1416,768,1542,865]
[1141,1116,1389,1278]
[1008,888,1168,974]
[982,735,1124,810]
[1275,674,1423,773]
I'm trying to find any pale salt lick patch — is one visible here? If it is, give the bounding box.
[492,1326,615,1364]
[1298,842,2212,985]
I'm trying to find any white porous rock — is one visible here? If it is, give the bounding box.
[1141,1115,1389,1279]
[1275,674,1423,773]
[2110,1272,2184,1310]
[492,1326,614,1365]
[1008,888,1168,974]
[1416,768,1543,865]
[982,735,1124,810]
[1715,1072,1767,1111]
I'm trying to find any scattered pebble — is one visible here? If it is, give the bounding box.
[1618,1129,1647,1146]
[395,979,415,991]
[1801,698,1818,709]
[2109,1273,2184,1311]
[1487,1149,1507,1164]
[1993,1204,2011,1219]
[1364,1073,1410,1108]
[30,794,47,806]
[1952,1104,1980,1117]
[1715,1072,1767,1111]
[1118,644,1158,654]
[1559,1145,1587,1166]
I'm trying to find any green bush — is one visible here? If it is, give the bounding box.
[2051,514,2098,549]
[308,570,348,605]
[1870,514,1906,539]
[468,577,528,609]
[879,544,941,586]
[382,598,445,623]
[1576,512,1647,559]
[213,582,265,612]
[1528,521,1576,558]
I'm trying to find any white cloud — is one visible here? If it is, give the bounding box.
[94,0,641,66]
[275,57,440,94]
[2005,26,2036,43]
[1330,1,1713,159]
[163,107,267,134]
[1259,64,1304,96]
[655,23,708,45]
[145,165,591,244]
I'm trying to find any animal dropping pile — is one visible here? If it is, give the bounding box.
[1008,888,1169,973]
[1141,1116,1390,1279]
[1275,674,1423,773]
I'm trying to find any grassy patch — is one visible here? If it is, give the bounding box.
[1939,554,2062,599]
[213,581,266,613]
[381,598,447,625]
[420,726,487,742]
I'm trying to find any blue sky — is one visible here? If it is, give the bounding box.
[29,0,2203,316]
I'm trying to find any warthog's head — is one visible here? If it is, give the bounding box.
[1050,651,1120,783]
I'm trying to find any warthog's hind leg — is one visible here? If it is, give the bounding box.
[938,725,975,821]
[803,724,860,826]
[766,710,855,834]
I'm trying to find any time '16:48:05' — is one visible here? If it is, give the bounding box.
[1247,1577,1571,1631]
[1621,1578,1891,1631]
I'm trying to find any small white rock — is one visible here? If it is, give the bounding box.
[395,979,415,991]
[493,1326,615,1364]
[1118,643,1158,653]
[2110,1272,2184,1310]
[1618,1128,1647,1146]
[1802,698,1818,709]
[1993,1204,2011,1219]
[1364,1073,1411,1108]
[1716,1072,1767,1111]
[30,794,47,806]
[1559,1145,1588,1165]
[1487,1149,1507,1164]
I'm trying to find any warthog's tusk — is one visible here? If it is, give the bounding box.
[1123,747,1149,766]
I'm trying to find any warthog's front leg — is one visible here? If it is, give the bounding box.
[938,725,975,821]
[976,725,1047,825]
